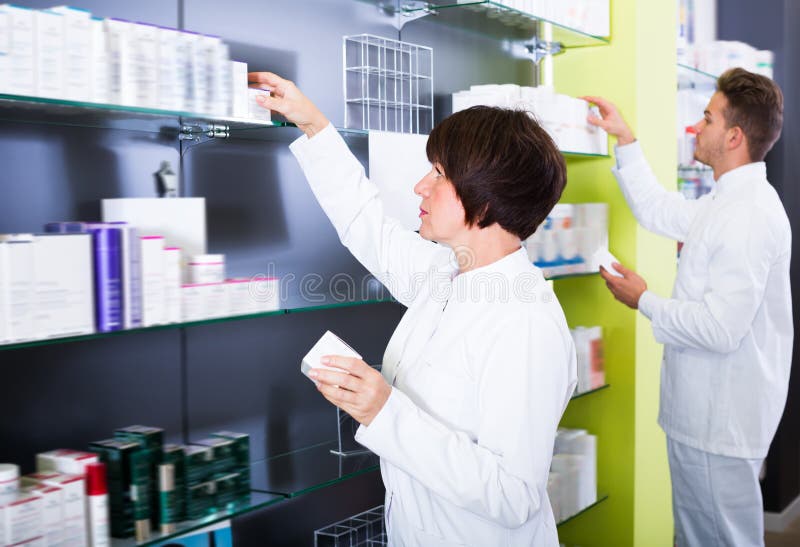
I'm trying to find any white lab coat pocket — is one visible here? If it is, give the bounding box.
[411,358,475,431]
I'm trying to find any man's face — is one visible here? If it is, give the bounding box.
[692,91,730,167]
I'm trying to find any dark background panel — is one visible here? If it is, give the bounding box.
[233,470,385,547]
[182,135,379,308]
[0,124,179,232]
[718,0,800,513]
[0,331,184,472]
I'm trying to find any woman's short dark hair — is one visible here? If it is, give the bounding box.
[426,106,566,240]
[717,68,783,162]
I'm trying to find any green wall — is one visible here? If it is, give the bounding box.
[552,0,677,545]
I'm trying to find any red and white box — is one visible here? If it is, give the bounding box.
[0,490,43,546]
[23,473,85,547]
[36,449,98,475]
[23,483,63,547]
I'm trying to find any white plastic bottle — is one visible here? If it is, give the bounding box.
[86,462,110,547]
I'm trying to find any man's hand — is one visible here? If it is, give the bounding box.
[248,72,329,138]
[309,356,391,427]
[600,262,648,309]
[581,96,636,146]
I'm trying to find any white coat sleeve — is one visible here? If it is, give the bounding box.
[290,124,446,307]
[355,312,573,528]
[612,141,707,241]
[638,204,777,353]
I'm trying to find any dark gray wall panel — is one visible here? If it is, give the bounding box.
[0,125,179,232]
[233,470,384,547]
[719,0,799,513]
[0,331,184,472]
[183,135,377,309]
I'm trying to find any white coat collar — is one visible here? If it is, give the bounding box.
[714,162,767,196]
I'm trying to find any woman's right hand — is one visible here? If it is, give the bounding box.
[248,72,329,138]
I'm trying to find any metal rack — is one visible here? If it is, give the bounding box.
[315,505,386,546]
[343,34,433,134]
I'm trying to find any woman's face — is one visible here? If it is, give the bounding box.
[414,163,467,245]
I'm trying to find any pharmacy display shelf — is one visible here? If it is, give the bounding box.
[678,63,719,91]
[677,63,718,82]
[251,440,380,497]
[0,91,354,139]
[0,298,396,352]
[556,494,609,528]
[561,150,610,159]
[0,91,250,134]
[365,1,609,47]
[111,491,284,547]
[0,267,599,353]
[0,93,608,157]
[542,268,599,281]
[228,121,610,158]
[571,383,610,400]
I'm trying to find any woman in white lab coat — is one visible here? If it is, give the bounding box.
[250,72,577,547]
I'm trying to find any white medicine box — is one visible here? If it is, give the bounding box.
[102,197,207,260]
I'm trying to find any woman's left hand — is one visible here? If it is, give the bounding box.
[309,356,391,427]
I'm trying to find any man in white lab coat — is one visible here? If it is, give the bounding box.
[586,68,792,547]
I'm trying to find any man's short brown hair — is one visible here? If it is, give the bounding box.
[717,67,784,161]
[425,106,566,240]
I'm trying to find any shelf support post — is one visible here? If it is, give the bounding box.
[377,1,437,31]
[179,123,230,142]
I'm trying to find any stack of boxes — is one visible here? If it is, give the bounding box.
[570,326,605,395]
[0,4,261,120]
[0,425,251,543]
[452,85,608,156]
[548,428,598,522]
[88,425,250,540]
[470,0,610,37]
[524,203,609,278]
[183,433,249,521]
[12,449,102,546]
[0,197,281,345]
[88,438,150,539]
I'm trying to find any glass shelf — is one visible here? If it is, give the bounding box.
[111,491,283,547]
[0,93,609,158]
[570,383,610,400]
[373,1,609,47]
[251,440,379,497]
[556,494,609,527]
[0,269,606,352]
[678,63,718,81]
[678,63,718,91]
[0,91,298,135]
[0,298,396,352]
[678,163,712,174]
[541,267,599,281]
[560,150,609,158]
